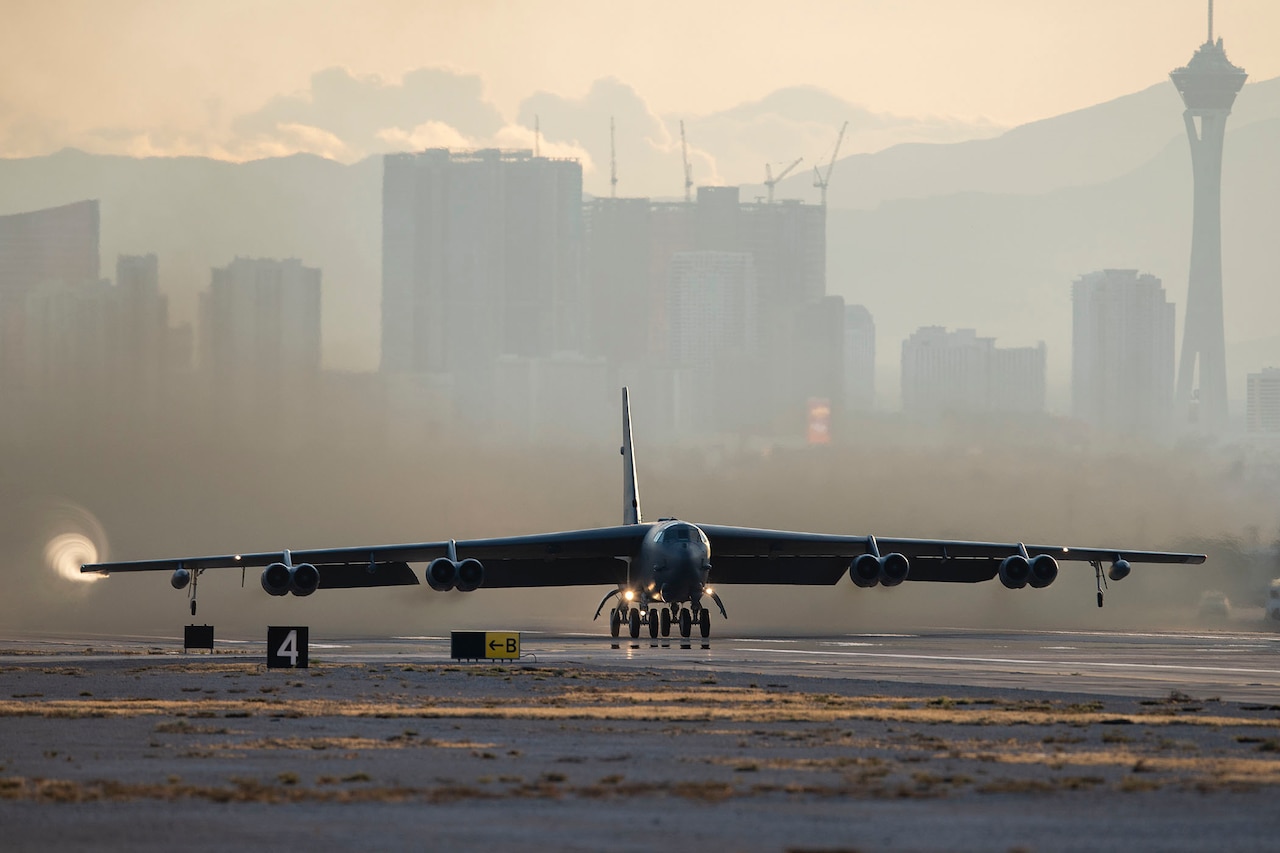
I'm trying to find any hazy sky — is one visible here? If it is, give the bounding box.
[3,0,1278,187]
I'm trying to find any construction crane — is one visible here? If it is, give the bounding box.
[680,120,693,203]
[610,116,618,198]
[812,120,848,207]
[764,156,803,203]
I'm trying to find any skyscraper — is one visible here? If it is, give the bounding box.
[113,254,170,411]
[381,149,583,375]
[583,187,826,371]
[666,251,757,368]
[583,197,654,363]
[843,304,876,412]
[0,200,99,388]
[1246,368,1280,435]
[901,327,1045,419]
[1170,1,1247,433]
[199,257,321,410]
[1072,269,1176,439]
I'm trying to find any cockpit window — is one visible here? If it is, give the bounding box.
[658,523,708,547]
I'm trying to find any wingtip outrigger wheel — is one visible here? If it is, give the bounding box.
[186,564,200,616]
[593,588,621,621]
[1091,560,1107,608]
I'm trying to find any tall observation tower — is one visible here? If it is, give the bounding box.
[1170,1,1247,434]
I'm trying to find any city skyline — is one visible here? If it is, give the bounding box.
[0,136,1259,430]
[0,3,1275,430]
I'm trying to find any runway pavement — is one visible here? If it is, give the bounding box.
[4,626,1280,851]
[6,626,1279,703]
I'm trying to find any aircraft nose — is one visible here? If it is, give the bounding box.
[660,546,707,602]
[681,548,710,586]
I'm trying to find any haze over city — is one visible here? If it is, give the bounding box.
[1,0,1278,634]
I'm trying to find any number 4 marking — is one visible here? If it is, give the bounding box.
[276,630,299,666]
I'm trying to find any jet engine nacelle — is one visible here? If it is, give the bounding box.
[850,554,881,588]
[454,558,484,592]
[171,568,191,590]
[1108,559,1131,582]
[878,552,910,587]
[426,558,458,592]
[290,563,320,597]
[998,555,1031,590]
[261,562,292,596]
[849,553,910,588]
[1027,554,1058,589]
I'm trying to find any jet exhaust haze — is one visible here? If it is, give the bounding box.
[0,381,1263,638]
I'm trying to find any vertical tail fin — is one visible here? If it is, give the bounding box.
[621,387,642,525]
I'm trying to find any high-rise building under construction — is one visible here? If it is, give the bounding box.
[1170,2,1247,433]
[584,186,825,366]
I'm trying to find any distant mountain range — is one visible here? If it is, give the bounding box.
[1,74,1277,409]
[773,75,1280,208]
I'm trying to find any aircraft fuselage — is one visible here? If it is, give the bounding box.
[628,520,711,607]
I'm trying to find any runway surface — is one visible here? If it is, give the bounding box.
[4,626,1280,851]
[7,626,1279,702]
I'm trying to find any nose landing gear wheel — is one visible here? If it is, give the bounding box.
[629,608,642,638]
[679,608,692,638]
[660,608,671,637]
[698,607,710,638]
[648,609,659,638]
[609,607,621,638]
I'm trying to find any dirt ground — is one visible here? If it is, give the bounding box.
[2,652,1279,852]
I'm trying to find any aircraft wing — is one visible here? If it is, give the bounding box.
[696,524,1207,585]
[81,525,648,589]
[449,526,644,587]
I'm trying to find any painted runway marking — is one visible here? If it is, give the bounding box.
[732,647,1280,677]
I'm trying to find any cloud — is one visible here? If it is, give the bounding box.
[377,120,474,152]
[233,66,506,158]
[0,65,1003,198]
[234,65,499,150]
[2,66,516,165]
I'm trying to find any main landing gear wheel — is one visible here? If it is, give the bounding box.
[648,609,659,638]
[679,608,692,638]
[699,608,711,638]
[629,608,641,639]
[609,608,621,638]
[660,608,671,637]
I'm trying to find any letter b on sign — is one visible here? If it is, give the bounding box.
[267,626,309,668]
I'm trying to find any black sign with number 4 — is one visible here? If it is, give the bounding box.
[267,626,309,669]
